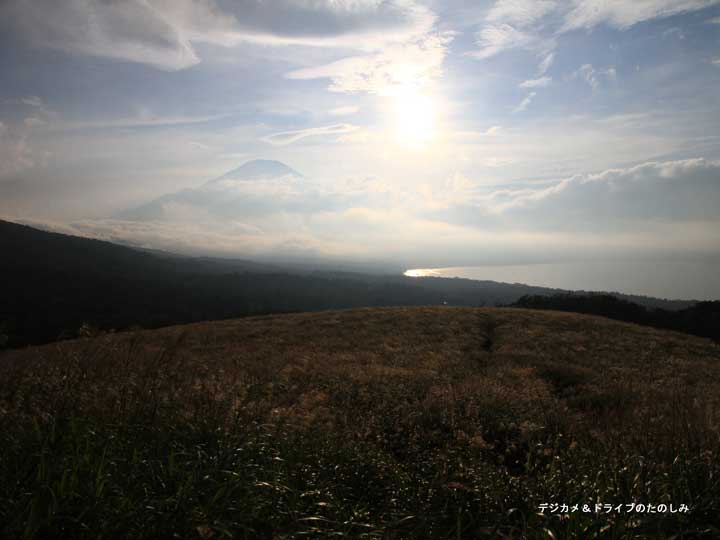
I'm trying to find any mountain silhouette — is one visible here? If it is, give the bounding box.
[209,160,302,183]
[116,159,306,221]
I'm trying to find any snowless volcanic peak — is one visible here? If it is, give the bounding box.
[114,159,307,223]
[212,160,303,183]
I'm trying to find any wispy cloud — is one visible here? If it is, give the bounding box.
[512,92,537,113]
[55,113,228,132]
[1,0,207,70]
[538,52,555,75]
[519,76,551,88]
[466,0,557,64]
[2,96,45,107]
[0,122,34,178]
[468,0,720,77]
[1,0,438,71]
[262,124,359,146]
[562,0,720,31]
[448,125,503,141]
[569,64,617,90]
[467,23,554,60]
[2,95,57,126]
[0,95,58,178]
[485,0,557,28]
[24,117,47,128]
[286,32,452,95]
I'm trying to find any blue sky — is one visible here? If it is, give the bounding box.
[1,0,719,282]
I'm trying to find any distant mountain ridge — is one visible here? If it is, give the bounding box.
[0,219,705,348]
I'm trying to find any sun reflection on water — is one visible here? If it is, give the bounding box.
[404,269,440,277]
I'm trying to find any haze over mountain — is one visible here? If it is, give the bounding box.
[117,160,307,222]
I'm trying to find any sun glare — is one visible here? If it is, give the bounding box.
[404,269,439,277]
[393,88,437,148]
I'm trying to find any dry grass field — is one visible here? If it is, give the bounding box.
[1,307,719,539]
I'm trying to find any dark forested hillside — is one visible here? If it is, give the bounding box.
[0,219,704,347]
[512,293,720,341]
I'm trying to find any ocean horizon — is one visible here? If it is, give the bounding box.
[404,260,720,301]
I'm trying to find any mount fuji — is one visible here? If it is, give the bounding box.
[117,160,310,222]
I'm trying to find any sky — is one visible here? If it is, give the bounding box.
[1,0,719,296]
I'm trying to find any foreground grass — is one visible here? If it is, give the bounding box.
[1,307,719,539]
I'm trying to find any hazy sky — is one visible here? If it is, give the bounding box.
[1,0,719,281]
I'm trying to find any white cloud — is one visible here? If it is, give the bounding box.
[9,158,719,266]
[466,0,558,62]
[31,218,279,258]
[56,113,228,131]
[329,105,360,116]
[2,96,45,108]
[187,140,212,151]
[411,159,720,269]
[447,125,503,142]
[23,117,47,128]
[0,122,35,178]
[2,95,57,125]
[468,23,540,60]
[287,32,452,95]
[519,76,551,88]
[475,158,720,222]
[538,52,555,74]
[486,0,557,27]
[469,0,719,74]
[1,0,206,70]
[261,123,359,145]
[335,129,373,143]
[569,64,616,89]
[1,0,438,70]
[512,92,537,113]
[215,0,437,49]
[597,112,653,126]
[479,156,516,167]
[562,0,720,31]
[0,96,54,175]
[662,26,686,39]
[21,96,44,107]
[339,175,390,195]
[415,172,483,208]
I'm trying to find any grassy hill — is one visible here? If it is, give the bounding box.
[1,307,719,539]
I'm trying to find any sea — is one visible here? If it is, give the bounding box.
[404,261,720,301]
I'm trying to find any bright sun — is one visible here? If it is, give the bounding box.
[393,88,437,148]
